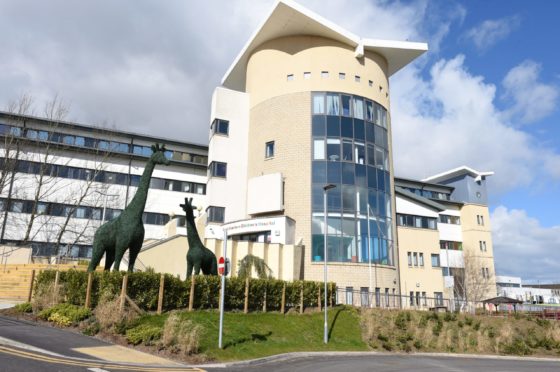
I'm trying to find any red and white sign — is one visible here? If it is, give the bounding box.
[218,256,225,276]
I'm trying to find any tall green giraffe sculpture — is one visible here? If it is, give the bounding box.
[88,144,170,272]
[180,197,217,276]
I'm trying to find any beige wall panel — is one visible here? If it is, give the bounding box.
[397,227,444,299]
[246,36,389,109]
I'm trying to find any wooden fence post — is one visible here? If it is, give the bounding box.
[299,286,304,314]
[119,274,128,313]
[27,269,36,303]
[281,283,286,314]
[157,274,165,315]
[54,270,60,304]
[329,283,334,307]
[318,286,321,311]
[244,277,249,314]
[84,272,93,309]
[188,275,195,312]
[263,286,267,313]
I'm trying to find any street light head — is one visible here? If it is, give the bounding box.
[323,184,336,191]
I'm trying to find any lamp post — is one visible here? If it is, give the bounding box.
[323,183,336,344]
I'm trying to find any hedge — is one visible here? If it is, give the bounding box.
[34,270,336,313]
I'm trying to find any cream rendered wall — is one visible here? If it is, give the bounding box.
[244,35,398,292]
[207,87,250,228]
[460,204,497,300]
[137,236,189,279]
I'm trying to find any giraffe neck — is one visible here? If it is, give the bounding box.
[127,160,155,219]
[186,213,203,249]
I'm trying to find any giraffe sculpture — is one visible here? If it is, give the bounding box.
[180,197,217,276]
[88,144,170,272]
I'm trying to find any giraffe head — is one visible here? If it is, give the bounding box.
[180,197,195,221]
[150,143,171,166]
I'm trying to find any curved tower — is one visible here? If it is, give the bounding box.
[206,0,427,296]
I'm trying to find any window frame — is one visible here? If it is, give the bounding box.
[265,141,275,159]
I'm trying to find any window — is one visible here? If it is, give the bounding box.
[396,213,437,230]
[407,252,412,266]
[209,161,227,178]
[207,206,225,223]
[413,252,418,266]
[439,214,460,224]
[211,119,229,136]
[360,287,369,307]
[313,93,325,114]
[434,292,443,306]
[440,241,462,250]
[321,71,329,79]
[431,254,440,267]
[345,287,353,305]
[286,74,294,81]
[479,241,487,252]
[375,287,381,307]
[409,291,414,306]
[368,80,373,87]
[477,215,485,225]
[339,72,346,80]
[355,75,360,82]
[419,253,424,267]
[304,72,311,79]
[265,141,275,158]
[313,139,325,160]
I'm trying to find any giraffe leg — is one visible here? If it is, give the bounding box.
[210,256,218,276]
[113,244,127,272]
[104,248,115,271]
[88,239,105,272]
[128,243,142,272]
[193,262,202,275]
[186,261,194,278]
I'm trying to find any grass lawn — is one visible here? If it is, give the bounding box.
[134,306,367,361]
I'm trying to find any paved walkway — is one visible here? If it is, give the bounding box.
[0,315,183,367]
[0,301,17,310]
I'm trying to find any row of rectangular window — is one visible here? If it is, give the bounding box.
[407,251,425,267]
[440,240,462,251]
[2,158,206,195]
[481,267,491,279]
[0,198,171,225]
[439,214,460,224]
[313,138,388,170]
[312,185,391,218]
[479,240,487,252]
[312,162,391,194]
[477,214,485,225]
[0,123,208,165]
[397,213,437,230]
[312,92,388,127]
[312,115,388,149]
[404,187,450,201]
[410,291,444,307]
[288,72,376,87]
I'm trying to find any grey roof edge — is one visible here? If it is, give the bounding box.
[0,111,209,150]
[395,187,446,212]
[394,176,454,191]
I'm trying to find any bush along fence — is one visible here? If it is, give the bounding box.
[34,270,336,314]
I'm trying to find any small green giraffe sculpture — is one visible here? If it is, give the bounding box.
[180,197,217,276]
[88,144,170,272]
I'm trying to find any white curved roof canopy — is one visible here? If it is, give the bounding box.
[221,0,428,91]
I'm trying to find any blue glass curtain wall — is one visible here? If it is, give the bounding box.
[311,92,393,266]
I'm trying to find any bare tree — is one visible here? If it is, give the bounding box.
[453,249,495,306]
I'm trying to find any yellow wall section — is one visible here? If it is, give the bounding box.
[246,35,390,109]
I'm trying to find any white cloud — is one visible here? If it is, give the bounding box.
[464,16,521,51]
[491,206,560,282]
[502,60,559,124]
[391,55,560,194]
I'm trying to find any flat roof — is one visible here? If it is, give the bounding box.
[0,111,208,151]
[222,0,428,91]
[422,166,494,184]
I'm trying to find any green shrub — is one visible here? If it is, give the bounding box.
[486,326,496,338]
[394,312,410,330]
[377,333,389,342]
[464,316,473,326]
[14,302,32,313]
[34,270,334,313]
[536,318,551,328]
[502,338,532,355]
[125,324,162,345]
[443,312,457,322]
[432,319,443,336]
[382,341,394,351]
[38,303,91,326]
[473,321,481,331]
[457,320,464,328]
[418,314,428,328]
[413,340,423,349]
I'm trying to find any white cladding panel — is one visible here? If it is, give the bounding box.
[396,195,439,218]
[207,87,250,223]
[247,173,283,215]
[437,223,462,242]
[439,249,464,268]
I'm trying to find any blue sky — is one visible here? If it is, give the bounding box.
[0,0,558,282]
